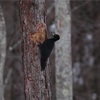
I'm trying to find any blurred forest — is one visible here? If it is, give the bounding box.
[0,0,100,100]
[71,0,100,100]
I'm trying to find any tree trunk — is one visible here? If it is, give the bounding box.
[0,5,6,100]
[55,0,73,100]
[19,0,51,100]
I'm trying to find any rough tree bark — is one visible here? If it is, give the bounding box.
[55,0,73,100]
[20,0,51,100]
[0,5,6,100]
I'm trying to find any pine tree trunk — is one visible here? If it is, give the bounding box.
[19,0,51,100]
[55,0,73,100]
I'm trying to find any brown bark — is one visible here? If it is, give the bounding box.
[19,0,51,100]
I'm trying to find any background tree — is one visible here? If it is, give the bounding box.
[55,0,72,100]
[0,5,6,100]
[0,1,25,100]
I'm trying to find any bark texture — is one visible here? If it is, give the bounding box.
[55,0,72,100]
[20,0,51,100]
[0,5,6,100]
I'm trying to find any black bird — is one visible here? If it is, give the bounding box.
[39,33,60,71]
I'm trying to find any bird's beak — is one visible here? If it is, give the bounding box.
[52,32,55,35]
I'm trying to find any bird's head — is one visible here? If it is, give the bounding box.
[54,34,60,41]
[51,32,60,41]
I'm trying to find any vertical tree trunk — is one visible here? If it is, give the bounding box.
[55,0,72,100]
[0,5,6,100]
[19,0,51,100]
[1,1,25,100]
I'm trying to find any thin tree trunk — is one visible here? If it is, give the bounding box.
[55,0,72,100]
[19,0,51,100]
[0,5,6,100]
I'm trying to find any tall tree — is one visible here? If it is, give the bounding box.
[0,5,6,100]
[19,0,51,100]
[55,0,72,100]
